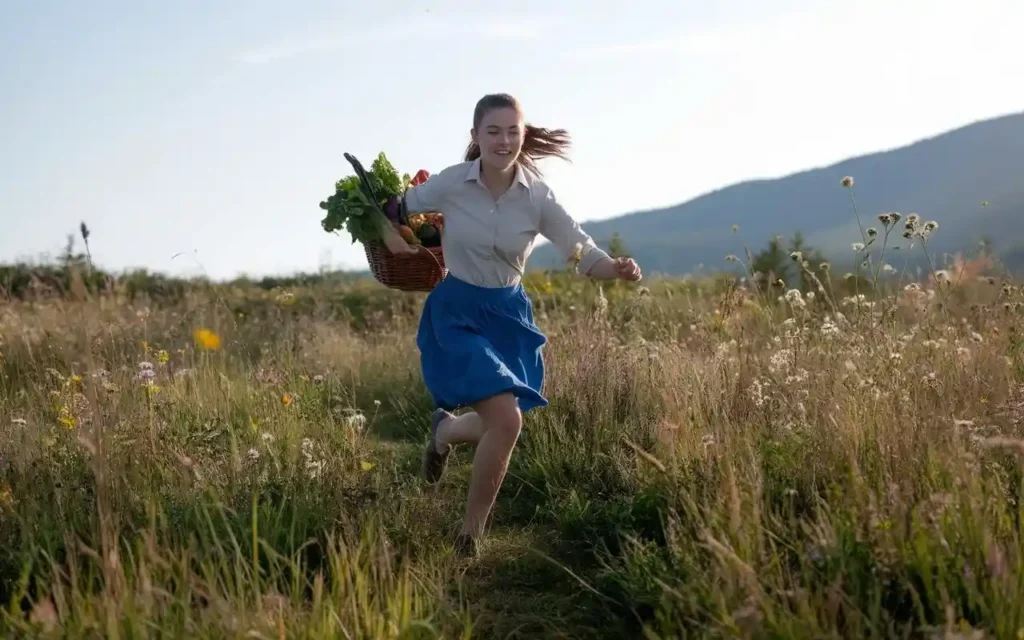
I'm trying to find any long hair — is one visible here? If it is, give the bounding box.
[463,93,571,177]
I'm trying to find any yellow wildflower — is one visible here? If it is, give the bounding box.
[157,349,169,364]
[360,460,376,472]
[58,407,76,430]
[282,394,293,406]
[193,328,221,351]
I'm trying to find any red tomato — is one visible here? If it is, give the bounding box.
[411,169,430,186]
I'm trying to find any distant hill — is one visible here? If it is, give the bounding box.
[529,111,1024,276]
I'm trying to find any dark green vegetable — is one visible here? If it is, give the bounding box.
[318,152,404,244]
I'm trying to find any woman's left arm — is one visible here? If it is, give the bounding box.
[537,186,642,282]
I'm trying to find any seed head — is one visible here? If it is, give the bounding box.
[841,176,854,188]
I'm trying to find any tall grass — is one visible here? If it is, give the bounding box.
[2,209,1024,637]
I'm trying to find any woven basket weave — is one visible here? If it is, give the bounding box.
[364,240,446,292]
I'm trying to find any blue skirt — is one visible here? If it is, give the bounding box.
[416,274,549,413]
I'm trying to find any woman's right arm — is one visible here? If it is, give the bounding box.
[403,164,456,213]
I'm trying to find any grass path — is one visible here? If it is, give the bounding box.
[366,420,636,639]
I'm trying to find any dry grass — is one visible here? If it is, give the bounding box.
[3,215,1024,637]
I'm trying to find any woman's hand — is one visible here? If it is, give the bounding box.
[589,256,643,281]
[613,257,642,281]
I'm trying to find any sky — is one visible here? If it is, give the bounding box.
[3,0,1023,280]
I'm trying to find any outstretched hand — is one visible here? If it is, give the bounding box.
[613,257,642,281]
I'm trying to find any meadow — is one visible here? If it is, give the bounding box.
[2,207,1024,638]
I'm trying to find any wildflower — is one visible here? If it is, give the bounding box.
[58,406,76,430]
[725,254,739,263]
[360,460,376,472]
[867,227,878,238]
[970,332,983,343]
[769,349,794,374]
[784,288,805,310]
[11,418,27,427]
[924,221,938,233]
[307,460,325,480]
[821,318,841,339]
[852,242,865,252]
[789,251,802,262]
[282,393,293,406]
[157,349,169,364]
[882,264,895,274]
[193,328,221,351]
[344,411,366,430]
[312,374,325,385]
[819,262,830,272]
[567,242,583,274]
[841,176,854,188]
[247,448,260,461]
[261,432,274,443]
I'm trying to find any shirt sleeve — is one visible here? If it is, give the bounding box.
[537,185,610,276]
[403,165,454,213]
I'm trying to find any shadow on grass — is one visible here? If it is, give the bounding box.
[450,530,636,640]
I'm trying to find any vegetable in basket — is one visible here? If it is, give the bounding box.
[318,151,444,253]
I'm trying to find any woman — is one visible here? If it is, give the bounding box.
[402,93,642,557]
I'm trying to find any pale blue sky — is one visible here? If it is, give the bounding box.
[3,0,1023,279]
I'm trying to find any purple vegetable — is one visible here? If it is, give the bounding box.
[383,195,402,225]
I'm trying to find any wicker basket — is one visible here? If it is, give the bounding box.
[364,240,447,292]
[341,151,447,292]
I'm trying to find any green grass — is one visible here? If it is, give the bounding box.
[2,238,1024,637]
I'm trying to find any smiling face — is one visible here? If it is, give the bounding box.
[471,106,524,173]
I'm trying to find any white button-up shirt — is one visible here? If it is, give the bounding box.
[403,158,609,288]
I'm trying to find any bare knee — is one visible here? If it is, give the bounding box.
[474,394,522,444]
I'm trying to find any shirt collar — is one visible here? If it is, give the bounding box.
[466,157,532,191]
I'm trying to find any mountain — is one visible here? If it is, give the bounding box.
[529,111,1024,276]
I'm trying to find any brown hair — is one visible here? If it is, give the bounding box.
[463,93,571,177]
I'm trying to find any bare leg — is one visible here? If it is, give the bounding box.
[434,410,485,453]
[460,393,522,539]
